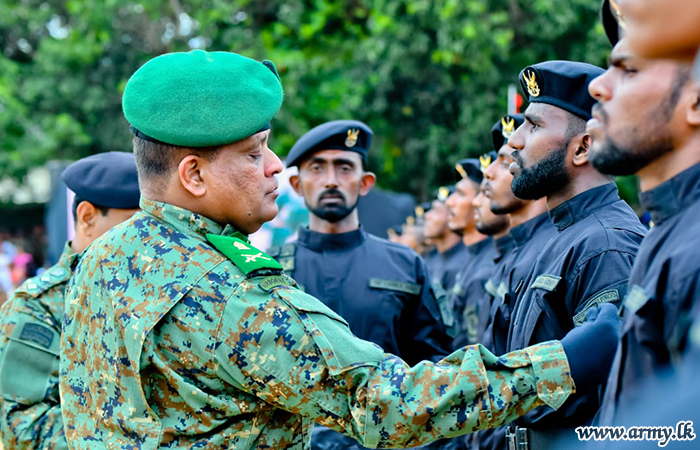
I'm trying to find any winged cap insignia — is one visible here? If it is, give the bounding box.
[479,154,493,172]
[455,163,468,180]
[345,128,360,147]
[524,70,541,97]
[438,186,450,201]
[610,0,627,29]
[415,206,425,218]
[501,117,516,139]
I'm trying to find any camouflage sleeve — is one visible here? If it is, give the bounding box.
[216,279,574,448]
[0,308,68,450]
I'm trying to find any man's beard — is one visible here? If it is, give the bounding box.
[511,143,570,200]
[490,195,527,215]
[589,105,674,176]
[476,216,509,236]
[307,188,358,223]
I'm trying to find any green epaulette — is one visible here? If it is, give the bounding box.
[16,267,70,298]
[207,234,283,276]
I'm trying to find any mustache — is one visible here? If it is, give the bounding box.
[318,188,346,202]
[592,104,609,125]
[511,150,524,166]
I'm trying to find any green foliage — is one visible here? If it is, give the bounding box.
[0,0,618,202]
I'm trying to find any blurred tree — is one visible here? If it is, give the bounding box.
[0,0,620,202]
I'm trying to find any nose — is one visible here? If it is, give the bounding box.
[589,70,612,103]
[508,126,525,150]
[265,147,284,177]
[484,162,496,180]
[323,168,338,188]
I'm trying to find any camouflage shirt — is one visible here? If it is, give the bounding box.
[0,242,75,450]
[60,199,575,449]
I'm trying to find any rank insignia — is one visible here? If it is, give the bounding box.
[479,154,493,172]
[523,69,541,98]
[345,128,360,147]
[501,116,516,139]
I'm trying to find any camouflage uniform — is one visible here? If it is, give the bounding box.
[60,199,574,449]
[0,243,76,450]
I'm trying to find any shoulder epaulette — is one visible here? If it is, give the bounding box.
[15,267,70,299]
[207,234,283,276]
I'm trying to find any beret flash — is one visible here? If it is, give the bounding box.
[61,152,140,209]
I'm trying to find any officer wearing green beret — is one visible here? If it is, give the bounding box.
[0,152,140,449]
[60,50,622,449]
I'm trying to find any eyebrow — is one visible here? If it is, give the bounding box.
[524,112,542,125]
[608,52,632,67]
[308,156,357,167]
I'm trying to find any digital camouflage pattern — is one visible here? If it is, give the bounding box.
[60,199,575,449]
[0,243,75,450]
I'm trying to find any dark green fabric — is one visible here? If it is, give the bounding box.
[123,50,284,147]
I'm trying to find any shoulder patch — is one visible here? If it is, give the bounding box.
[207,234,283,276]
[369,278,421,295]
[624,284,650,315]
[19,323,55,349]
[259,275,291,292]
[530,274,562,292]
[573,288,620,326]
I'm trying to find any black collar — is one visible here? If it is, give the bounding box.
[640,162,700,225]
[510,212,551,246]
[548,183,619,231]
[467,236,493,255]
[297,226,366,252]
[494,234,514,257]
[441,240,466,257]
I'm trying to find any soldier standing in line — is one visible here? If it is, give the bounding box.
[270,119,452,449]
[422,185,468,295]
[0,152,140,449]
[59,50,621,450]
[503,60,647,449]
[589,2,700,428]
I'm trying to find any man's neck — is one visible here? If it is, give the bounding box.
[461,228,487,247]
[434,232,462,254]
[637,138,700,192]
[545,176,611,210]
[308,211,360,234]
[509,198,548,228]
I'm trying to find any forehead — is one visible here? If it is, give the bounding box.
[455,178,478,195]
[497,143,514,158]
[301,149,362,164]
[525,102,570,127]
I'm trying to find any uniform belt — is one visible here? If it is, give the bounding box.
[505,426,583,450]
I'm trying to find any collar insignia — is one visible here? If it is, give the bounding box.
[438,186,450,202]
[479,154,493,172]
[524,70,541,98]
[501,116,515,139]
[345,128,360,147]
[455,163,468,180]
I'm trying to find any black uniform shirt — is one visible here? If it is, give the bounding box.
[272,226,451,367]
[508,183,646,430]
[424,241,469,294]
[450,237,496,350]
[599,162,700,426]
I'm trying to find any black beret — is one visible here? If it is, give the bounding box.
[455,158,483,184]
[491,114,524,151]
[435,185,455,202]
[519,61,605,121]
[61,152,140,209]
[601,0,626,47]
[286,120,372,168]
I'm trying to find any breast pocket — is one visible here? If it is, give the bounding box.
[0,316,60,405]
[519,274,563,347]
[367,279,415,350]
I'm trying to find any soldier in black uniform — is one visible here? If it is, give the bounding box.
[503,60,647,448]
[269,120,452,450]
[589,1,700,428]
[423,186,468,294]
[445,159,495,350]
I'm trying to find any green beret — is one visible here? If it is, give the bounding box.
[123,50,283,147]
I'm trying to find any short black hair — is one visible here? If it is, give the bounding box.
[72,195,110,223]
[132,137,223,195]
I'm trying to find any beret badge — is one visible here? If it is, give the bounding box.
[609,0,627,30]
[524,70,541,98]
[345,128,360,148]
[479,154,493,173]
[438,186,450,202]
[414,205,425,218]
[455,163,468,180]
[501,116,516,139]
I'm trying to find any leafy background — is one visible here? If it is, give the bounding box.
[1,0,631,203]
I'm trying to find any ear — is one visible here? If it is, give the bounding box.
[572,133,592,167]
[686,83,700,127]
[289,174,303,196]
[359,172,377,196]
[75,201,98,238]
[178,155,207,197]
